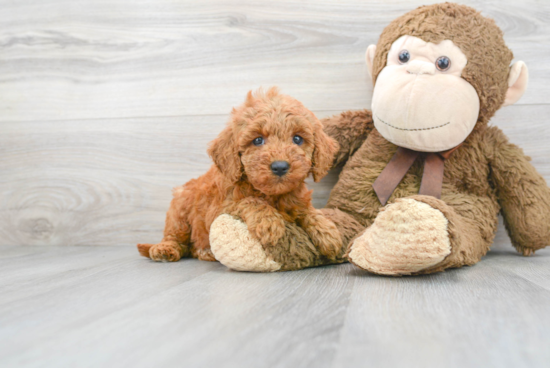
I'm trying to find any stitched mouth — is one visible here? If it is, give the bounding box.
[375,114,450,131]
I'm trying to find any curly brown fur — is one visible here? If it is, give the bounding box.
[323,3,550,274]
[259,220,345,271]
[326,114,550,274]
[322,109,375,167]
[137,87,340,262]
[245,3,550,274]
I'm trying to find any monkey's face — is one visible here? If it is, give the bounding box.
[371,35,480,152]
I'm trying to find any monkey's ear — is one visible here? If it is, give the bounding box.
[207,124,243,183]
[503,61,529,107]
[311,120,339,182]
[365,45,377,79]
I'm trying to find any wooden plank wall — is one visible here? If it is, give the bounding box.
[1,0,549,246]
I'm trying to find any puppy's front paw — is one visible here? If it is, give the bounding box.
[192,247,217,262]
[250,215,286,245]
[306,217,343,260]
[148,242,183,262]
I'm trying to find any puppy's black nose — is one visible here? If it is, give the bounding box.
[271,161,290,177]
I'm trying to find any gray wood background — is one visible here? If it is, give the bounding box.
[1,1,550,367]
[1,0,549,247]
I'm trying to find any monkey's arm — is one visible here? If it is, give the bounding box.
[321,109,374,167]
[487,127,550,255]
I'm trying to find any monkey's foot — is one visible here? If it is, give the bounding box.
[209,214,282,272]
[348,198,451,275]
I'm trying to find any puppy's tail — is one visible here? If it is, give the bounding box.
[137,243,153,258]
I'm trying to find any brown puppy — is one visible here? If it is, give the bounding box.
[137,87,341,262]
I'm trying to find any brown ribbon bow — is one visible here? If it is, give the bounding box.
[372,145,461,206]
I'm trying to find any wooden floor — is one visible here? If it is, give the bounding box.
[1,240,549,368]
[2,0,550,367]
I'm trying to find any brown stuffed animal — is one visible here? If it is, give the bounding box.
[210,2,550,275]
[137,87,341,266]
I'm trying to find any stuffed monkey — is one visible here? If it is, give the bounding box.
[209,2,550,275]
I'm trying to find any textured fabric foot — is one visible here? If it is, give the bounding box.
[348,198,451,275]
[210,214,282,272]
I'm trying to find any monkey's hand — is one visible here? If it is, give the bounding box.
[321,109,374,168]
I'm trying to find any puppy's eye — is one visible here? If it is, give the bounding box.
[252,137,264,146]
[293,135,304,145]
[436,56,451,71]
[398,50,410,64]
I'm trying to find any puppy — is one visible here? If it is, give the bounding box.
[137,87,341,263]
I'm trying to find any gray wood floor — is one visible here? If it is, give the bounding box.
[0,241,549,368]
[1,0,550,367]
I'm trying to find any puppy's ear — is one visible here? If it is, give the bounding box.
[207,124,243,183]
[311,120,339,182]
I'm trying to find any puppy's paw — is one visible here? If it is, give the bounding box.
[192,247,217,262]
[250,215,286,246]
[149,242,183,262]
[306,216,343,260]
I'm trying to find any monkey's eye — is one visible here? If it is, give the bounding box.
[293,135,304,145]
[252,137,265,146]
[398,50,410,64]
[436,56,451,71]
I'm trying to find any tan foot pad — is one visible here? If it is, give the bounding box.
[348,198,451,275]
[210,214,282,272]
